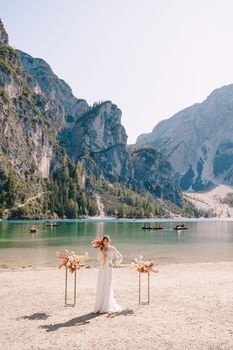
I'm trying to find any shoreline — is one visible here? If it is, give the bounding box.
[3,216,233,222]
[1,259,233,272]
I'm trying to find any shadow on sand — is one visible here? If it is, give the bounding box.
[18,312,50,321]
[40,309,134,332]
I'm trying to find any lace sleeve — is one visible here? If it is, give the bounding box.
[112,246,123,266]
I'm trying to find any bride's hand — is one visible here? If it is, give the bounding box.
[109,263,116,268]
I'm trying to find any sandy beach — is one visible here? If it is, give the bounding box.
[0,262,233,350]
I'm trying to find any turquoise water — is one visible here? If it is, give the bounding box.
[0,219,233,267]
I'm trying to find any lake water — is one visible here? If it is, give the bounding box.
[0,219,233,267]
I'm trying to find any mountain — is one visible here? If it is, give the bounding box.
[0,23,54,202]
[64,101,134,183]
[137,85,233,191]
[129,146,182,206]
[18,50,133,183]
[17,50,89,127]
[0,20,8,48]
[0,19,183,219]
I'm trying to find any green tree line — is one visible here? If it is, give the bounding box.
[48,157,98,218]
[97,178,161,218]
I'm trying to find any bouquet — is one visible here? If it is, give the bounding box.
[91,236,105,249]
[130,255,159,274]
[56,250,89,273]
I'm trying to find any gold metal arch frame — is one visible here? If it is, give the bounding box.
[139,272,150,305]
[65,266,77,307]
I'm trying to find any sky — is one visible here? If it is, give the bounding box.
[2,0,233,143]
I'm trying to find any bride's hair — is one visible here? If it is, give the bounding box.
[101,235,111,264]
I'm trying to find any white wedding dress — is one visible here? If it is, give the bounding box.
[93,245,123,313]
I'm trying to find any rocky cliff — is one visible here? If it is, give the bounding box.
[130,146,182,206]
[0,20,8,48]
[18,50,133,183]
[18,50,89,127]
[69,101,133,183]
[137,85,233,191]
[0,21,56,203]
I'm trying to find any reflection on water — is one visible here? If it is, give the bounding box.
[0,220,233,267]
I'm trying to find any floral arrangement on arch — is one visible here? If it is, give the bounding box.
[91,236,105,249]
[130,255,159,274]
[56,250,89,273]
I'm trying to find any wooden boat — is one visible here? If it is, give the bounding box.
[174,224,188,230]
[30,226,39,233]
[45,221,60,227]
[153,225,164,230]
[141,225,164,230]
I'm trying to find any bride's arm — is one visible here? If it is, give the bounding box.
[112,246,123,267]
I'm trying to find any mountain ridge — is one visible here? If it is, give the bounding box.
[137,83,233,191]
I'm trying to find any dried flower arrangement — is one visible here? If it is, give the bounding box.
[130,255,159,274]
[56,250,89,273]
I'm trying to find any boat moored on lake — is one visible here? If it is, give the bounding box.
[174,224,188,230]
[141,225,164,230]
[45,221,60,227]
[30,226,39,233]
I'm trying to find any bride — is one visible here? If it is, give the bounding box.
[92,234,123,313]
